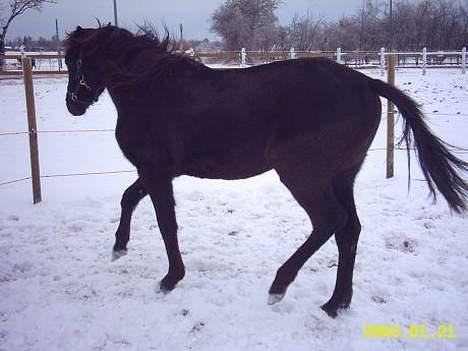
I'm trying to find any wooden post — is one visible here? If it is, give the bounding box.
[386,54,396,179]
[22,57,42,204]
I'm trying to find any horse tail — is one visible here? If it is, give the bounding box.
[371,78,468,213]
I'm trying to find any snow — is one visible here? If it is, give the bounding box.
[0,67,467,351]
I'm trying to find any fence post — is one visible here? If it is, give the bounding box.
[380,47,386,76]
[240,48,246,67]
[22,57,42,204]
[57,49,63,71]
[289,47,296,60]
[336,47,342,64]
[422,47,427,75]
[386,54,396,179]
[462,47,466,74]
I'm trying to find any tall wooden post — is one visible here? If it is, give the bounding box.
[56,19,62,71]
[22,57,42,204]
[386,54,396,179]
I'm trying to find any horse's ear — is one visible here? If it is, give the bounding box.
[107,22,112,27]
[77,25,83,31]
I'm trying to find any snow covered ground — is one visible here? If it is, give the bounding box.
[0,67,467,351]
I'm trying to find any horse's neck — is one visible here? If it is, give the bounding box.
[101,63,133,113]
[106,86,129,115]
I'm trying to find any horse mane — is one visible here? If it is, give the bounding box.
[64,24,197,88]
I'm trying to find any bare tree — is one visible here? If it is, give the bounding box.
[0,0,56,68]
[210,0,282,50]
[286,13,327,51]
[298,0,468,52]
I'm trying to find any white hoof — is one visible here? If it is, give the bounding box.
[111,249,128,261]
[268,293,285,305]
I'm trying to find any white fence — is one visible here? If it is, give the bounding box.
[1,47,466,76]
[375,47,466,75]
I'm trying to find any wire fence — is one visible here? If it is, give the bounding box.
[0,169,137,187]
[37,128,115,134]
[0,127,132,187]
[1,110,466,188]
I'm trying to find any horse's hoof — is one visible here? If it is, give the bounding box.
[111,249,128,261]
[268,293,285,305]
[320,301,349,318]
[159,277,178,293]
[159,285,173,295]
[320,303,338,318]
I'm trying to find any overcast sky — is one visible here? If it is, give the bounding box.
[6,0,366,41]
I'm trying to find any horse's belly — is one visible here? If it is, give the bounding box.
[180,156,271,180]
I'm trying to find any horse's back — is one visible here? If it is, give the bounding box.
[231,58,382,172]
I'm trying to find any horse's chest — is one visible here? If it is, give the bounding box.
[115,132,138,165]
[114,123,150,166]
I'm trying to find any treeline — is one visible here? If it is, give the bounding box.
[211,0,468,51]
[6,0,467,53]
[6,35,61,51]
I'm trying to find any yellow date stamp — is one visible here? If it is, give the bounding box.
[362,324,456,339]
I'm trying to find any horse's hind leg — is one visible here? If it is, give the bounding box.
[269,169,348,307]
[113,178,147,259]
[321,167,362,317]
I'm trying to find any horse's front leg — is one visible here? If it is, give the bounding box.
[113,178,147,260]
[140,170,185,292]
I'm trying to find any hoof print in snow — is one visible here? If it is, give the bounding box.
[190,321,205,333]
[181,308,190,317]
[371,295,387,304]
[67,222,85,233]
[385,237,417,254]
[228,231,238,236]
[401,240,416,253]
[423,221,435,229]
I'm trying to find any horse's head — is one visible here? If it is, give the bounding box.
[64,26,106,116]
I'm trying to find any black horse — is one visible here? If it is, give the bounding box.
[64,25,467,317]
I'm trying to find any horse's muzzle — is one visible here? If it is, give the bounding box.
[66,98,87,116]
